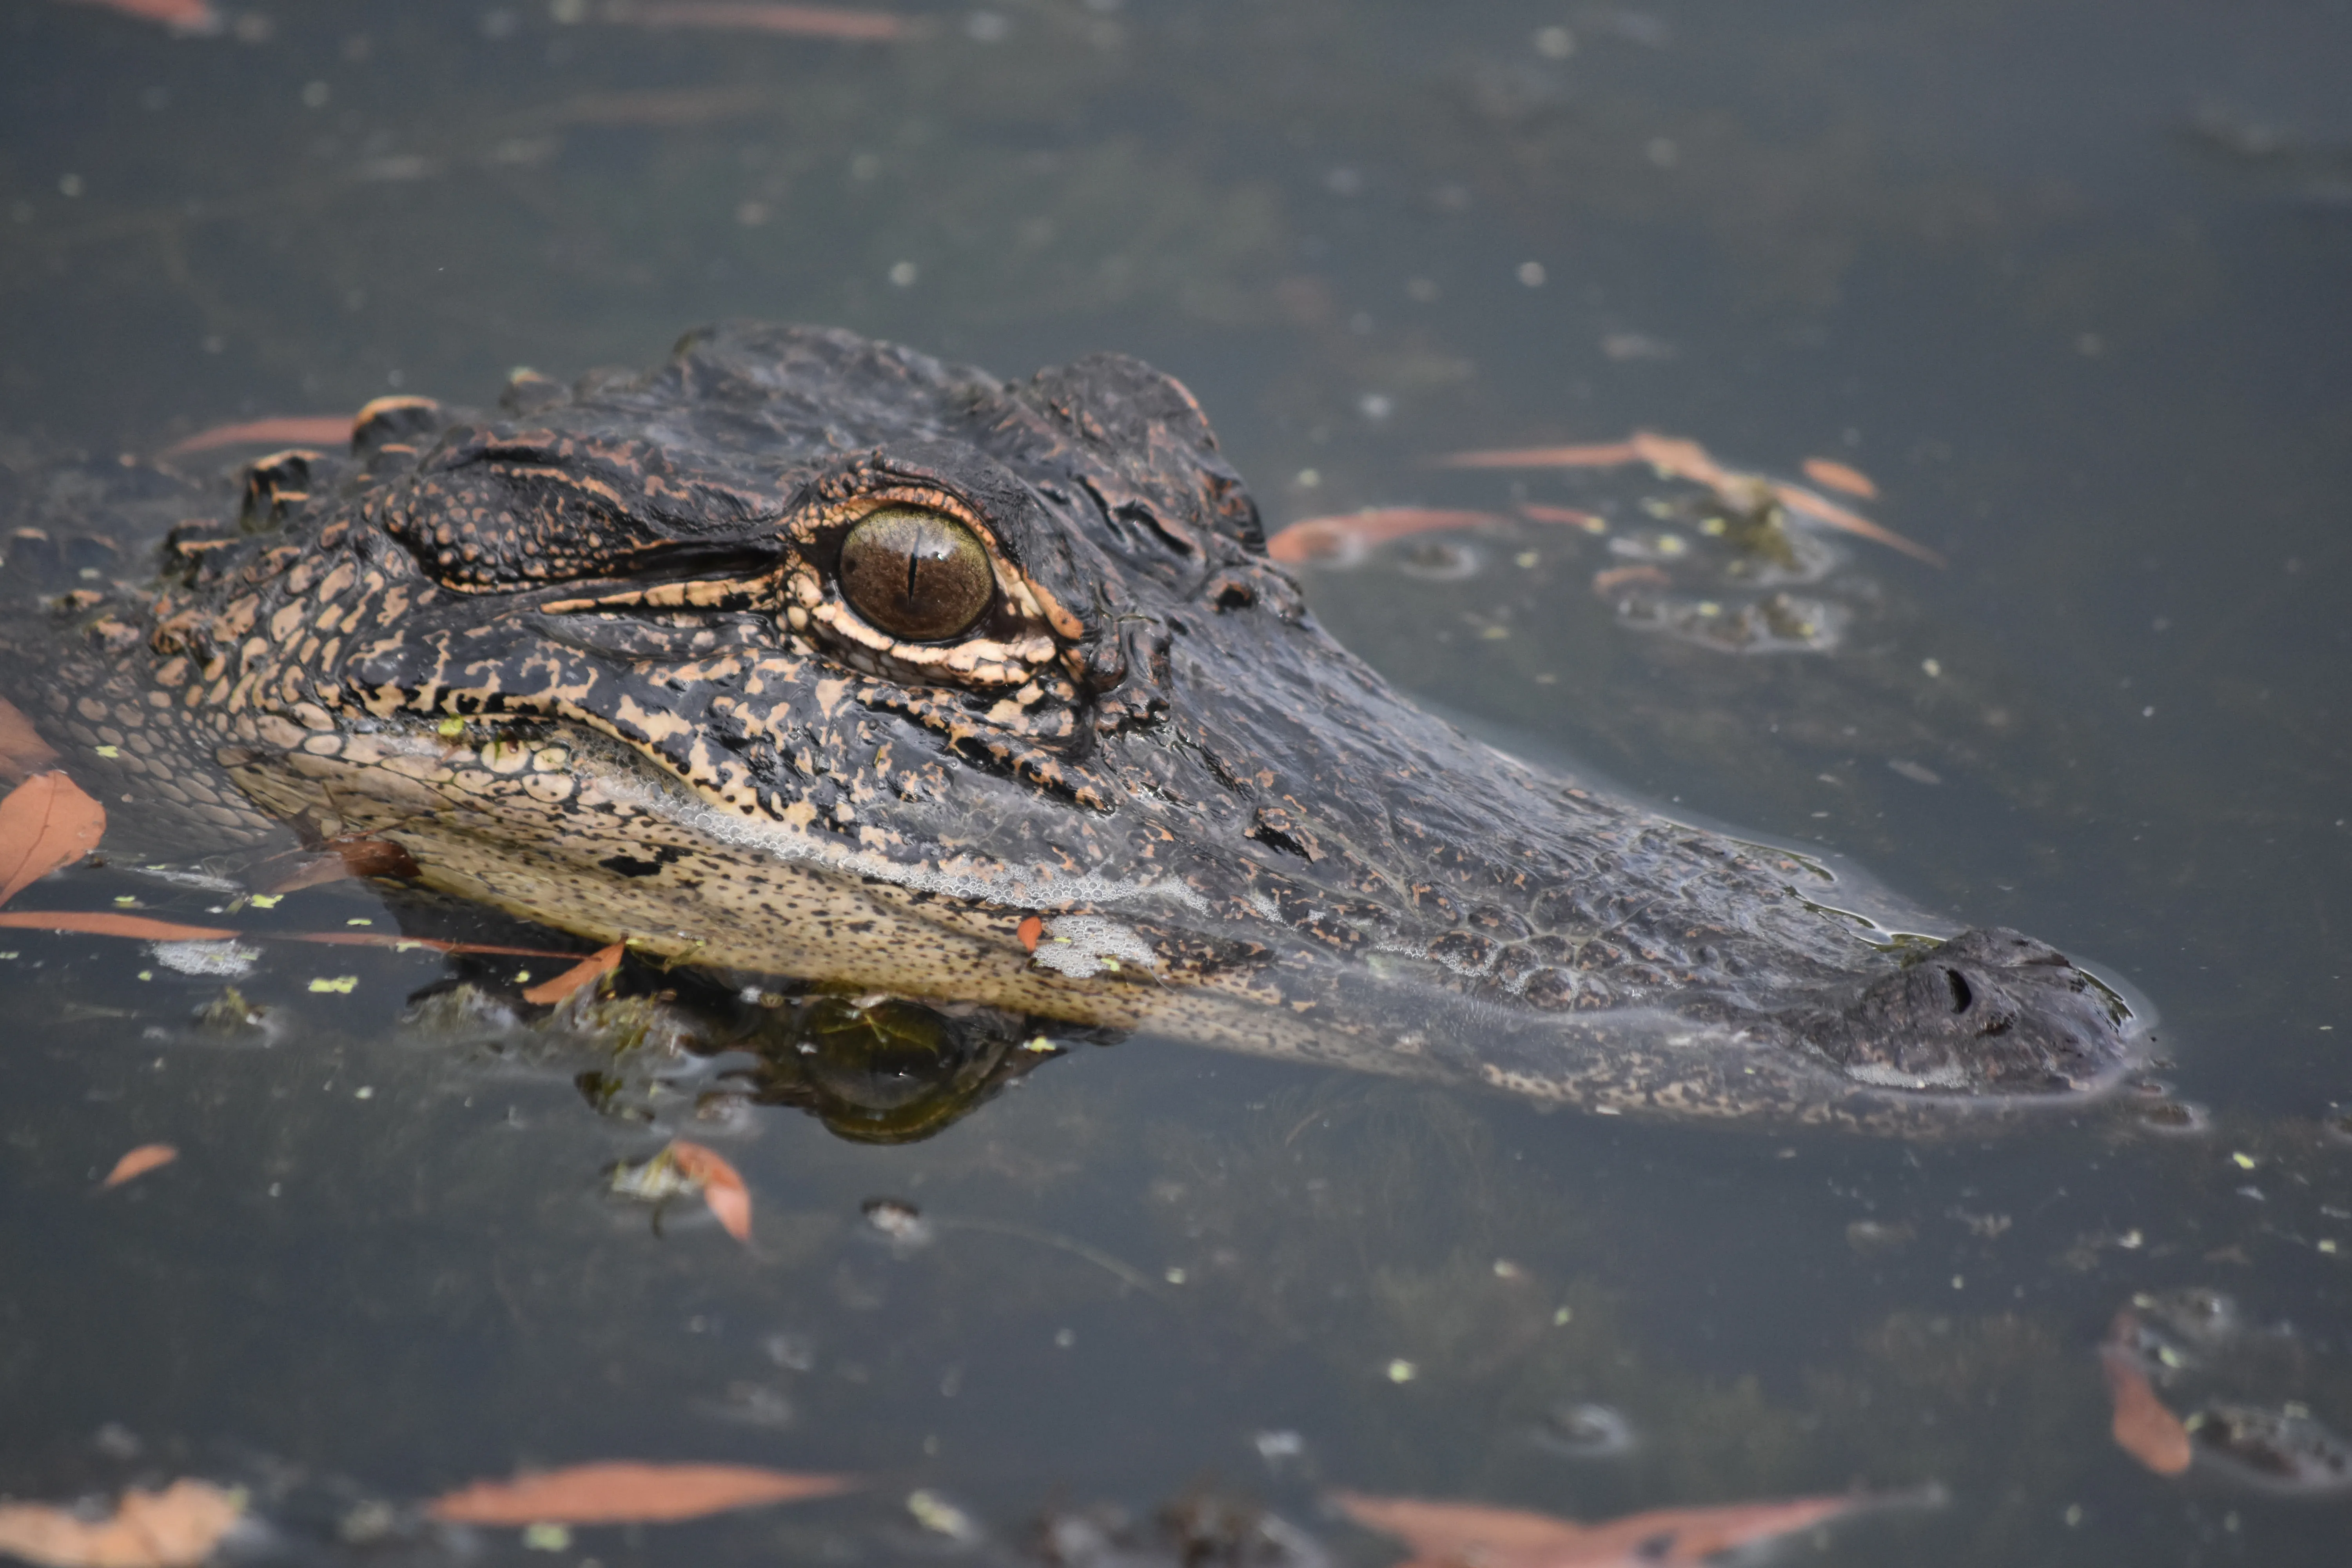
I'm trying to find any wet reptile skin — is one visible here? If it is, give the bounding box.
[0,323,2142,1129]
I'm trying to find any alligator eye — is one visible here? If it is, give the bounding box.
[837,506,994,642]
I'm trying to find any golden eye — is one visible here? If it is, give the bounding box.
[836,506,995,642]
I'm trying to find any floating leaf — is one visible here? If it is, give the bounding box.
[521,942,626,1005]
[1768,481,1945,568]
[1265,509,1504,565]
[1329,1486,1927,1568]
[425,1462,854,1526]
[668,1140,753,1241]
[155,414,349,458]
[0,773,107,909]
[0,1478,241,1568]
[281,931,577,958]
[0,911,234,941]
[1436,431,1944,567]
[618,3,912,41]
[0,695,61,784]
[2101,1341,2192,1476]
[1801,457,1880,500]
[99,1143,178,1189]
[1437,439,1641,470]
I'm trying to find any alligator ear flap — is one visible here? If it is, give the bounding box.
[351,395,444,454]
[1021,355,1265,561]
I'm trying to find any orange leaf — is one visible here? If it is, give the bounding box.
[0,911,236,941]
[1265,509,1504,564]
[279,931,581,958]
[1592,565,1672,596]
[1433,430,1942,567]
[668,1140,753,1241]
[2101,1342,2192,1476]
[1628,430,1731,490]
[622,3,910,39]
[1329,1488,1917,1568]
[0,1478,241,1568]
[1801,457,1880,500]
[425,1462,853,1526]
[1016,915,1044,954]
[522,942,626,1004]
[100,1143,178,1189]
[0,695,61,784]
[1437,439,1641,470]
[1768,482,1945,568]
[0,772,107,908]
[154,414,350,459]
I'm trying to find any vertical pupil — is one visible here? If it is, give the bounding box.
[838,506,993,641]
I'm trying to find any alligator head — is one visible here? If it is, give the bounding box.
[29,322,2143,1131]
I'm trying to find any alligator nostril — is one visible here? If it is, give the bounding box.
[1944,968,1974,1013]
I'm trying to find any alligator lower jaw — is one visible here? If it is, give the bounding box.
[221,717,2141,1135]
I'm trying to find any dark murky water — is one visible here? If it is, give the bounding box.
[3,2,2348,1563]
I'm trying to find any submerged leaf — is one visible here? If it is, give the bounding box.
[1265,509,1504,565]
[425,1462,854,1526]
[1329,1486,1924,1567]
[0,1478,241,1568]
[0,773,107,908]
[521,942,626,1005]
[0,696,61,783]
[0,911,234,941]
[2101,1342,2193,1475]
[1801,457,1880,499]
[618,4,913,42]
[99,1143,179,1190]
[669,1140,753,1241]
[1435,430,1944,567]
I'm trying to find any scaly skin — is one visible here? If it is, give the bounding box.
[0,323,2143,1129]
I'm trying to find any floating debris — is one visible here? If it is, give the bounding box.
[0,1478,243,1568]
[1439,430,1944,566]
[1265,508,1504,567]
[425,1462,855,1526]
[1530,1401,1636,1459]
[1330,1484,1936,1568]
[1802,457,1880,499]
[612,3,912,42]
[861,1196,933,1249]
[609,1140,753,1242]
[98,1143,178,1190]
[147,938,259,977]
[2100,1330,2192,1475]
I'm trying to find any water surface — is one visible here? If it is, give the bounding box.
[3,2,2348,1564]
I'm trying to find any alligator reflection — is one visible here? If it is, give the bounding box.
[563,980,1094,1144]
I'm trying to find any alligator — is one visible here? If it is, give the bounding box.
[0,321,2143,1132]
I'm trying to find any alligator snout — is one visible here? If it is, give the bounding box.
[1809,927,2136,1096]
